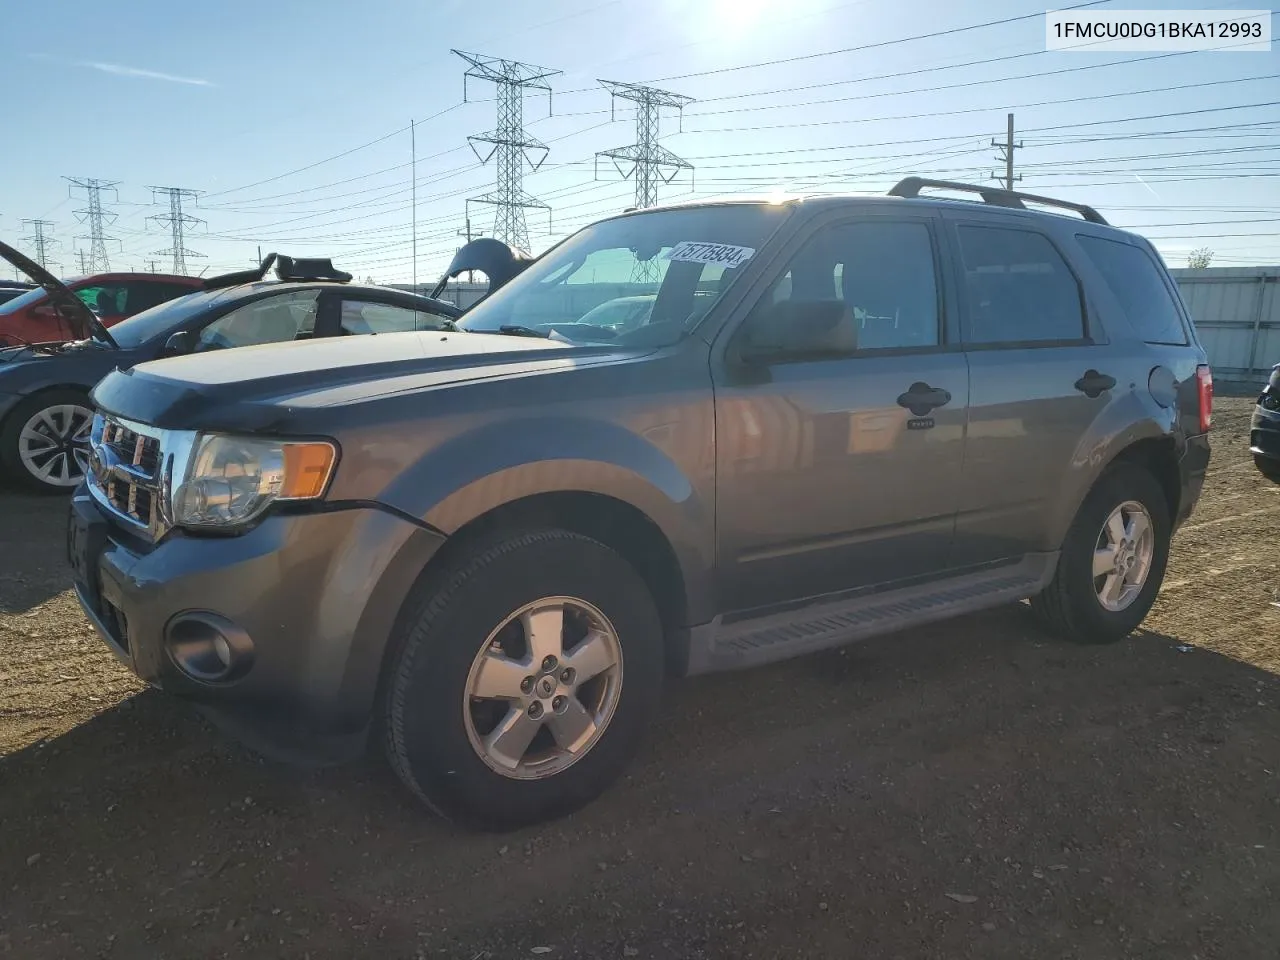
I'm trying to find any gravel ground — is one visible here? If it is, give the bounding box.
[2,397,1278,960]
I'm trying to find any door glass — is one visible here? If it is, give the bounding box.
[195,290,320,351]
[739,220,940,357]
[1075,235,1188,344]
[340,300,452,335]
[75,285,128,315]
[956,226,1085,344]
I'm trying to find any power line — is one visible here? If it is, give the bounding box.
[65,177,120,273]
[644,0,1111,83]
[454,49,562,252]
[146,186,206,275]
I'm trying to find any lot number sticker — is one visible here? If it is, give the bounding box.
[663,242,756,268]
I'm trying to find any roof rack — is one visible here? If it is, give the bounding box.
[201,252,353,290]
[202,253,278,290]
[887,177,1108,225]
[274,255,352,283]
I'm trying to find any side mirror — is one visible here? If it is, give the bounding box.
[735,300,853,365]
[164,331,195,355]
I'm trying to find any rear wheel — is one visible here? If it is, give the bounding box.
[1031,464,1171,645]
[383,528,664,830]
[1254,453,1280,484]
[0,390,94,493]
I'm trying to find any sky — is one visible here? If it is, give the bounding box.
[2,0,1278,283]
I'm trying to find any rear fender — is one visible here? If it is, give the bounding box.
[1045,386,1180,549]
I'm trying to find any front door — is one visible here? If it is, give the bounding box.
[712,215,969,614]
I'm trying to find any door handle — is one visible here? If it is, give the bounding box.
[1074,369,1116,398]
[896,382,952,416]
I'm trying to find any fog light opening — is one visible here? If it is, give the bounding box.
[165,613,254,684]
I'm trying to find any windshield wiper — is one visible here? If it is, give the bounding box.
[495,324,550,339]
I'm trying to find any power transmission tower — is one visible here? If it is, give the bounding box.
[65,177,120,272]
[596,80,694,210]
[20,219,59,271]
[454,50,562,253]
[147,186,206,275]
[991,112,1022,191]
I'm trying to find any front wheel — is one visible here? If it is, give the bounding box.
[0,390,95,493]
[1031,464,1172,645]
[383,529,664,830]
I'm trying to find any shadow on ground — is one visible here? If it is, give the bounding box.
[0,485,75,613]
[3,606,1279,959]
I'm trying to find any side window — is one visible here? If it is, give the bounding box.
[127,282,197,314]
[75,285,128,315]
[195,291,320,351]
[340,300,451,335]
[956,226,1085,345]
[1075,235,1187,344]
[738,220,940,358]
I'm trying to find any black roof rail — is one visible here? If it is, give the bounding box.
[887,177,1108,225]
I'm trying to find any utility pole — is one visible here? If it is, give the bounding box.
[20,219,59,271]
[596,80,694,210]
[146,259,158,273]
[456,216,484,284]
[147,186,206,275]
[65,177,120,272]
[454,50,562,253]
[991,112,1022,192]
[77,250,90,275]
[411,118,418,291]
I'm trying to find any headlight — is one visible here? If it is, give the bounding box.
[172,434,337,529]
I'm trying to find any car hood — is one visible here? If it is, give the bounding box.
[91,329,649,431]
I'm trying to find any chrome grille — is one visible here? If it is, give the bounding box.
[87,414,170,539]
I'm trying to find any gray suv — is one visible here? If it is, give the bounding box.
[68,178,1213,830]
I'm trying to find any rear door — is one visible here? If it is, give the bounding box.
[945,216,1114,565]
[712,211,970,613]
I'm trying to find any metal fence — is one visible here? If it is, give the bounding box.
[1170,267,1280,386]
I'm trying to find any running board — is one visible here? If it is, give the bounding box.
[689,553,1058,674]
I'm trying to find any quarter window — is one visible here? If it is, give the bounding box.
[1075,235,1187,344]
[956,225,1085,345]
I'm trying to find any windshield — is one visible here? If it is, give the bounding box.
[0,286,49,314]
[108,288,226,348]
[457,204,792,346]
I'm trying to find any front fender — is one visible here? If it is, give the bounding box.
[1045,385,1180,548]
[378,415,715,622]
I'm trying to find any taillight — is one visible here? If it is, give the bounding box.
[1195,364,1213,433]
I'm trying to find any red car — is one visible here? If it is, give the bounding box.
[0,272,202,345]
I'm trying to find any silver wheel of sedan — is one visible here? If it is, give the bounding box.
[18,403,93,488]
[1093,499,1155,613]
[463,596,624,780]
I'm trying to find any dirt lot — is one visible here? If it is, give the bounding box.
[2,396,1278,960]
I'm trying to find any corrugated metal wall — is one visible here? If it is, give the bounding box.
[1170,267,1280,385]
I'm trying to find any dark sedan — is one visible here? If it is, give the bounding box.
[0,247,460,492]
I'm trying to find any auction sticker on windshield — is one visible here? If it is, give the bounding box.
[663,242,756,268]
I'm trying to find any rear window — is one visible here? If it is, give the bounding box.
[1075,235,1188,345]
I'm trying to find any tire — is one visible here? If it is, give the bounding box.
[383,528,664,830]
[0,389,95,494]
[1254,453,1280,484]
[1030,464,1171,645]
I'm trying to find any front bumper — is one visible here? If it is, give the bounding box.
[1250,395,1280,462]
[69,491,445,761]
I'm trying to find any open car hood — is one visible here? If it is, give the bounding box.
[430,238,535,301]
[0,240,95,341]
